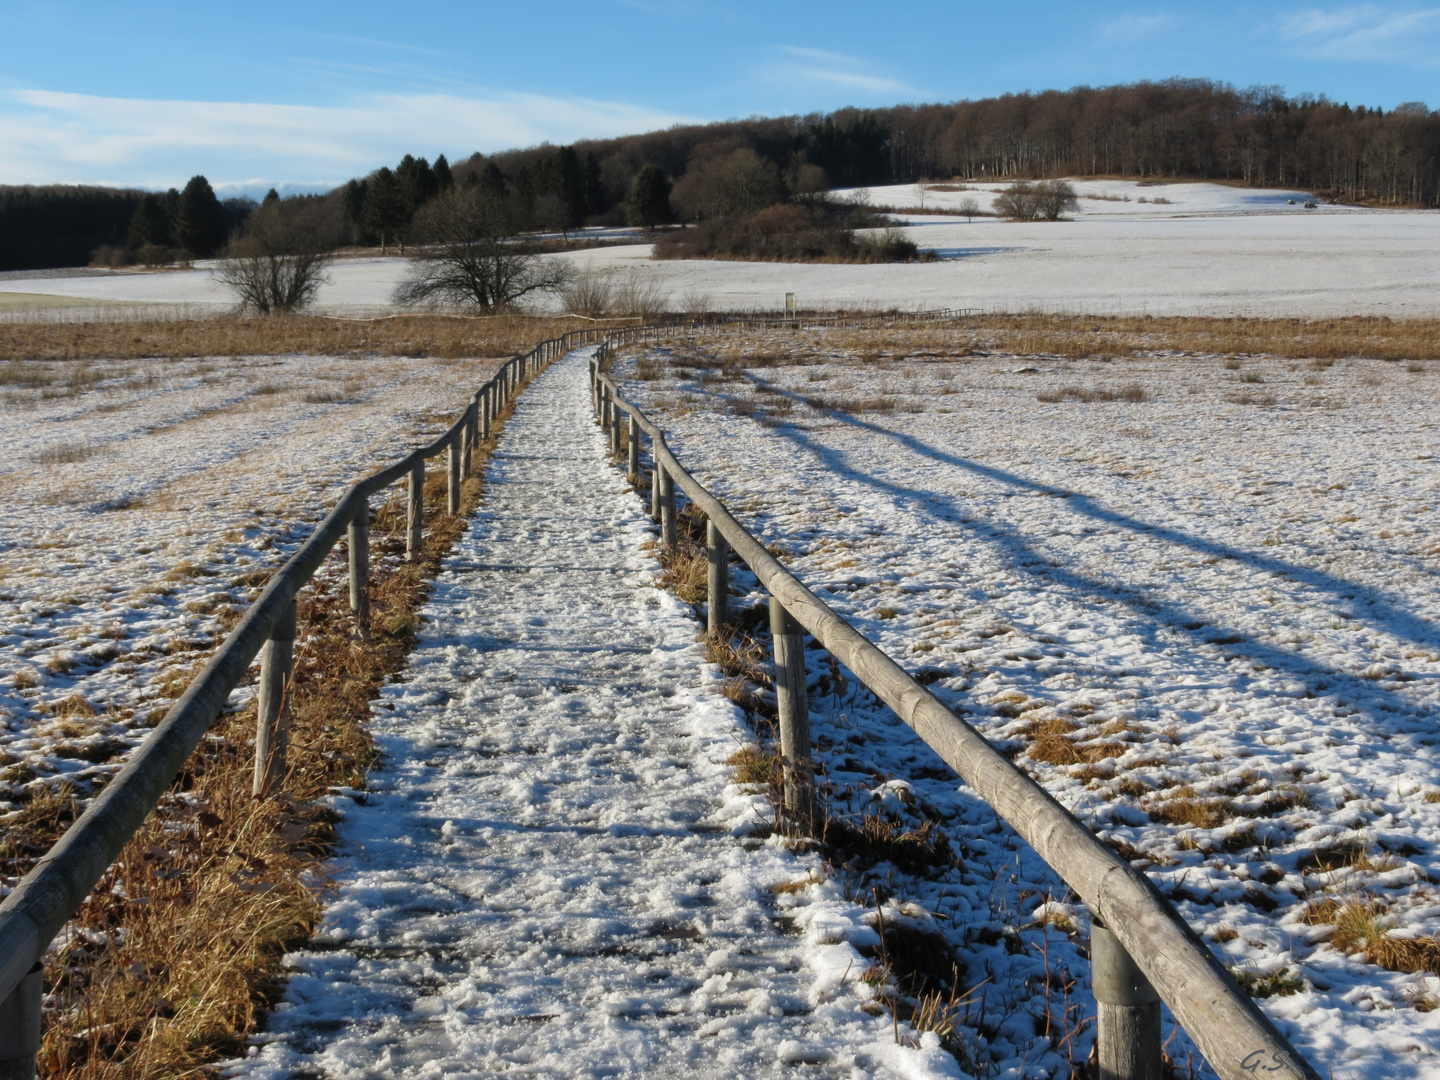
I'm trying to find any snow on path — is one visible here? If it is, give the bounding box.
[230,351,922,1080]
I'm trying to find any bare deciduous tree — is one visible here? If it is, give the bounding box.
[213,199,336,314]
[958,195,980,222]
[393,189,571,310]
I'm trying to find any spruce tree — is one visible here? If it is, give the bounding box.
[584,152,604,218]
[362,167,406,252]
[433,154,454,193]
[174,175,227,257]
[127,193,172,250]
[625,165,672,228]
[479,161,507,198]
[556,146,587,228]
[263,188,280,206]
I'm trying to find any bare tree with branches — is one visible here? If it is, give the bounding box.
[393,189,571,309]
[213,199,336,314]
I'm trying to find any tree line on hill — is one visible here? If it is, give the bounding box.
[2,78,1436,273]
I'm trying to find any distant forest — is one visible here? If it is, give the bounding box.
[3,79,1437,272]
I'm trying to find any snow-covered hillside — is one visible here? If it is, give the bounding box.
[1,180,1437,319]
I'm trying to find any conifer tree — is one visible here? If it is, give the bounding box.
[127,194,173,250]
[362,167,406,252]
[173,175,227,257]
[625,165,672,228]
[433,154,454,193]
[584,152,604,218]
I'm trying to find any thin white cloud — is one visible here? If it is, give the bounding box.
[1097,13,1180,44]
[770,45,916,96]
[0,89,694,191]
[1280,4,1440,61]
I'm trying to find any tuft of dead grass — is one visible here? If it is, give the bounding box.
[727,745,782,787]
[823,814,957,874]
[1147,785,1235,829]
[1023,717,1125,766]
[1036,384,1148,404]
[1303,896,1440,975]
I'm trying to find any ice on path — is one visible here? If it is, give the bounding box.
[229,351,915,1079]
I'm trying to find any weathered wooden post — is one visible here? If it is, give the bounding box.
[601,385,612,432]
[0,962,41,1080]
[348,500,369,632]
[659,465,677,551]
[627,415,640,485]
[446,433,461,514]
[1092,919,1163,1080]
[609,402,622,456]
[252,598,297,798]
[769,597,814,832]
[461,401,475,477]
[482,385,493,441]
[406,460,424,561]
[651,462,662,522]
[707,520,728,635]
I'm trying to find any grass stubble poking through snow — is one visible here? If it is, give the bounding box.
[617,321,1440,1079]
[0,348,514,1078]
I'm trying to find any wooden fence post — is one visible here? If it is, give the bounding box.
[447,434,461,514]
[462,401,475,477]
[1092,919,1163,1080]
[252,598,297,798]
[609,403,622,456]
[482,386,492,441]
[348,501,369,632]
[769,597,814,833]
[659,465,677,551]
[707,520,728,635]
[627,415,640,485]
[0,961,41,1080]
[407,460,424,561]
[651,462,662,522]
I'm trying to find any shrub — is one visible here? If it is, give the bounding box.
[996,180,1079,221]
[655,201,917,264]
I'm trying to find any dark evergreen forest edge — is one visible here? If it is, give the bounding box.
[3,78,1437,272]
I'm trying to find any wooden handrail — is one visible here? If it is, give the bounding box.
[593,329,1322,1080]
[0,342,559,1001]
[0,306,989,1045]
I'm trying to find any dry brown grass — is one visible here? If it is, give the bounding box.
[1303,897,1440,976]
[1036,384,1148,403]
[727,745,782,787]
[3,389,517,1080]
[670,314,1440,366]
[1147,784,1236,829]
[1,313,591,363]
[1023,717,1126,766]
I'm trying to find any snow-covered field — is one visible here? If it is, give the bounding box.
[0,353,495,814]
[613,331,1440,1079]
[1,179,1437,319]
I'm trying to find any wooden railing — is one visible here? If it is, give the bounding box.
[0,306,1036,1078]
[591,323,1324,1080]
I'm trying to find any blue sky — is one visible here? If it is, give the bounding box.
[2,1,1438,196]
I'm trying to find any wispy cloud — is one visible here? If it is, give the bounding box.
[1097,13,1180,44]
[769,45,916,95]
[1280,4,1440,62]
[0,89,693,192]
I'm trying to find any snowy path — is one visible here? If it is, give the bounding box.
[231,351,904,1080]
